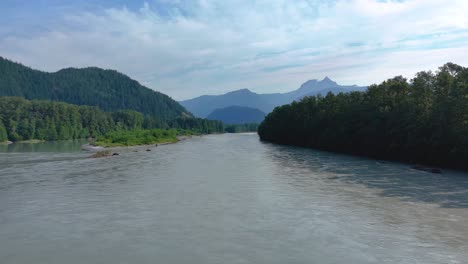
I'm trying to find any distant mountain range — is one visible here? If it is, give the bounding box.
[180,77,367,117]
[207,106,266,124]
[0,57,190,119]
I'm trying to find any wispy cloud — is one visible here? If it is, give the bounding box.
[1,0,468,99]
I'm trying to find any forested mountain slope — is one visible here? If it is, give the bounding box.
[0,57,189,119]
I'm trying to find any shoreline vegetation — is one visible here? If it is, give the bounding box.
[14,139,45,144]
[91,129,197,149]
[258,63,468,171]
[93,129,183,148]
[0,97,257,146]
[87,131,196,158]
[0,96,225,143]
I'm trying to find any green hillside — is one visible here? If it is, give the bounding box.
[0,57,190,120]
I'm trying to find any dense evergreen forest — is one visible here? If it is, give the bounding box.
[0,57,189,119]
[258,63,468,170]
[0,97,223,142]
[225,123,259,133]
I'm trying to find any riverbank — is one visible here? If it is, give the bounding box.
[84,135,198,157]
[91,128,199,148]
[16,139,46,143]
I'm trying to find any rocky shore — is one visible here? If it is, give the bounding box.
[84,135,198,158]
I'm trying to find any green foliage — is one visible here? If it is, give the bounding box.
[0,97,225,142]
[258,63,468,170]
[175,129,200,136]
[94,129,178,147]
[225,123,259,133]
[0,97,114,141]
[0,120,8,142]
[0,56,190,120]
[169,117,224,134]
[112,110,144,130]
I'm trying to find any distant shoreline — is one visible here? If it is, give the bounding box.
[82,135,197,153]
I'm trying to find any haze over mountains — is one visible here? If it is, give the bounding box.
[180,77,367,118]
[207,106,266,125]
[1,56,367,125]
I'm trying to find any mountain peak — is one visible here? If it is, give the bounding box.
[320,76,337,85]
[301,79,318,85]
[180,78,367,117]
[228,88,253,95]
[297,79,318,90]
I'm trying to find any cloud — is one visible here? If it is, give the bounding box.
[1,0,468,99]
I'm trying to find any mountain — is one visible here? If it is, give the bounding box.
[180,89,276,118]
[285,77,366,99]
[207,106,266,124]
[0,56,190,120]
[180,77,367,117]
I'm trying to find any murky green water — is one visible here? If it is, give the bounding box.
[1,133,467,263]
[0,139,88,153]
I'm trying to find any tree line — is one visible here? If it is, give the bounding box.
[0,56,189,119]
[94,129,179,147]
[0,97,224,142]
[258,63,468,170]
[225,123,259,133]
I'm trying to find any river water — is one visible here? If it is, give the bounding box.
[1,133,467,264]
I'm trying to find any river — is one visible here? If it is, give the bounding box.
[1,133,467,263]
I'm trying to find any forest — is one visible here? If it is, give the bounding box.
[258,63,468,170]
[0,97,224,142]
[224,123,259,133]
[0,57,189,119]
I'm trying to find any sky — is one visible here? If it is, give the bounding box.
[1,0,468,100]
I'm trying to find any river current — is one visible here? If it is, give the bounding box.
[1,133,467,263]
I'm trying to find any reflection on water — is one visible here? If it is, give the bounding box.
[0,139,88,153]
[266,144,468,208]
[0,133,467,264]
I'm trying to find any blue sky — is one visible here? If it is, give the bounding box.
[1,0,468,99]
